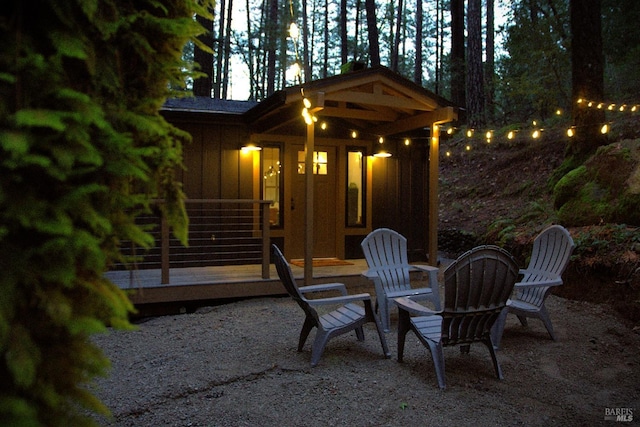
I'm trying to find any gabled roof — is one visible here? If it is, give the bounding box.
[245,65,457,137]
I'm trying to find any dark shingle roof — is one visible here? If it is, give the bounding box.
[163,97,258,115]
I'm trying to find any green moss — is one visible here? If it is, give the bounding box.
[553,165,587,209]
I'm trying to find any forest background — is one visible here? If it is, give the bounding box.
[1,0,640,426]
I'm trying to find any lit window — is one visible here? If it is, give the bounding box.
[262,147,281,226]
[347,149,365,226]
[297,150,328,175]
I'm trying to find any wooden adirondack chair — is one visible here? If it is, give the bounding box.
[492,225,575,348]
[361,228,441,332]
[272,244,390,367]
[395,245,519,389]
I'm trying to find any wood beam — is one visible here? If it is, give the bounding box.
[369,107,457,136]
[320,106,396,121]
[325,91,430,111]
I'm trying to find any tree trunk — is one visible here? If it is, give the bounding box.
[485,0,495,122]
[569,0,606,158]
[266,0,278,95]
[390,0,403,72]
[466,0,485,127]
[365,0,380,66]
[450,0,465,109]
[302,0,311,82]
[221,0,233,99]
[414,0,423,85]
[323,0,329,77]
[213,0,226,98]
[193,13,214,97]
[245,0,256,99]
[340,0,348,65]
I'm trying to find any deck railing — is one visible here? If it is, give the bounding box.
[114,199,273,283]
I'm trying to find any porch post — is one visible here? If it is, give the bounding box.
[304,120,315,286]
[428,124,440,267]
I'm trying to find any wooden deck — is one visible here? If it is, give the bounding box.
[105,259,374,308]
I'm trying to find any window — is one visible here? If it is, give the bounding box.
[262,146,281,226]
[347,148,365,226]
[297,150,327,175]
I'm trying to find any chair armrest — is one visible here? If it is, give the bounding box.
[411,264,440,274]
[515,277,563,289]
[299,282,348,296]
[361,269,378,280]
[394,297,438,316]
[307,293,372,306]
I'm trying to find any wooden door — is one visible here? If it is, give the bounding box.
[289,144,337,259]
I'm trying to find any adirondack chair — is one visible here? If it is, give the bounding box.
[272,244,390,367]
[395,245,519,389]
[361,228,441,332]
[492,225,575,348]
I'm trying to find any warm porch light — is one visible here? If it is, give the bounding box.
[241,143,262,153]
[373,148,391,158]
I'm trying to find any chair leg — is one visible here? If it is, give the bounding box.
[310,330,331,367]
[366,301,391,359]
[516,314,529,327]
[298,317,314,352]
[397,309,411,362]
[491,308,509,350]
[538,304,556,341]
[428,341,446,389]
[484,339,504,380]
[355,326,365,341]
[379,296,391,333]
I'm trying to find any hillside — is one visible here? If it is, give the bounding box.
[436,126,640,326]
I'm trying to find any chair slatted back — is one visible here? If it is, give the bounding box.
[361,228,412,293]
[272,244,320,324]
[441,246,519,346]
[517,225,575,306]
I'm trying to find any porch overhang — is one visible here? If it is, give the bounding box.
[245,66,459,285]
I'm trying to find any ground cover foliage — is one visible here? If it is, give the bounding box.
[438,117,640,326]
[0,1,213,425]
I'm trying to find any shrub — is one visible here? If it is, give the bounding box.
[0,1,212,425]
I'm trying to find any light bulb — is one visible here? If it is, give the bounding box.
[289,23,299,39]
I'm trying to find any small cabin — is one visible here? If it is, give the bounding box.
[129,66,457,286]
